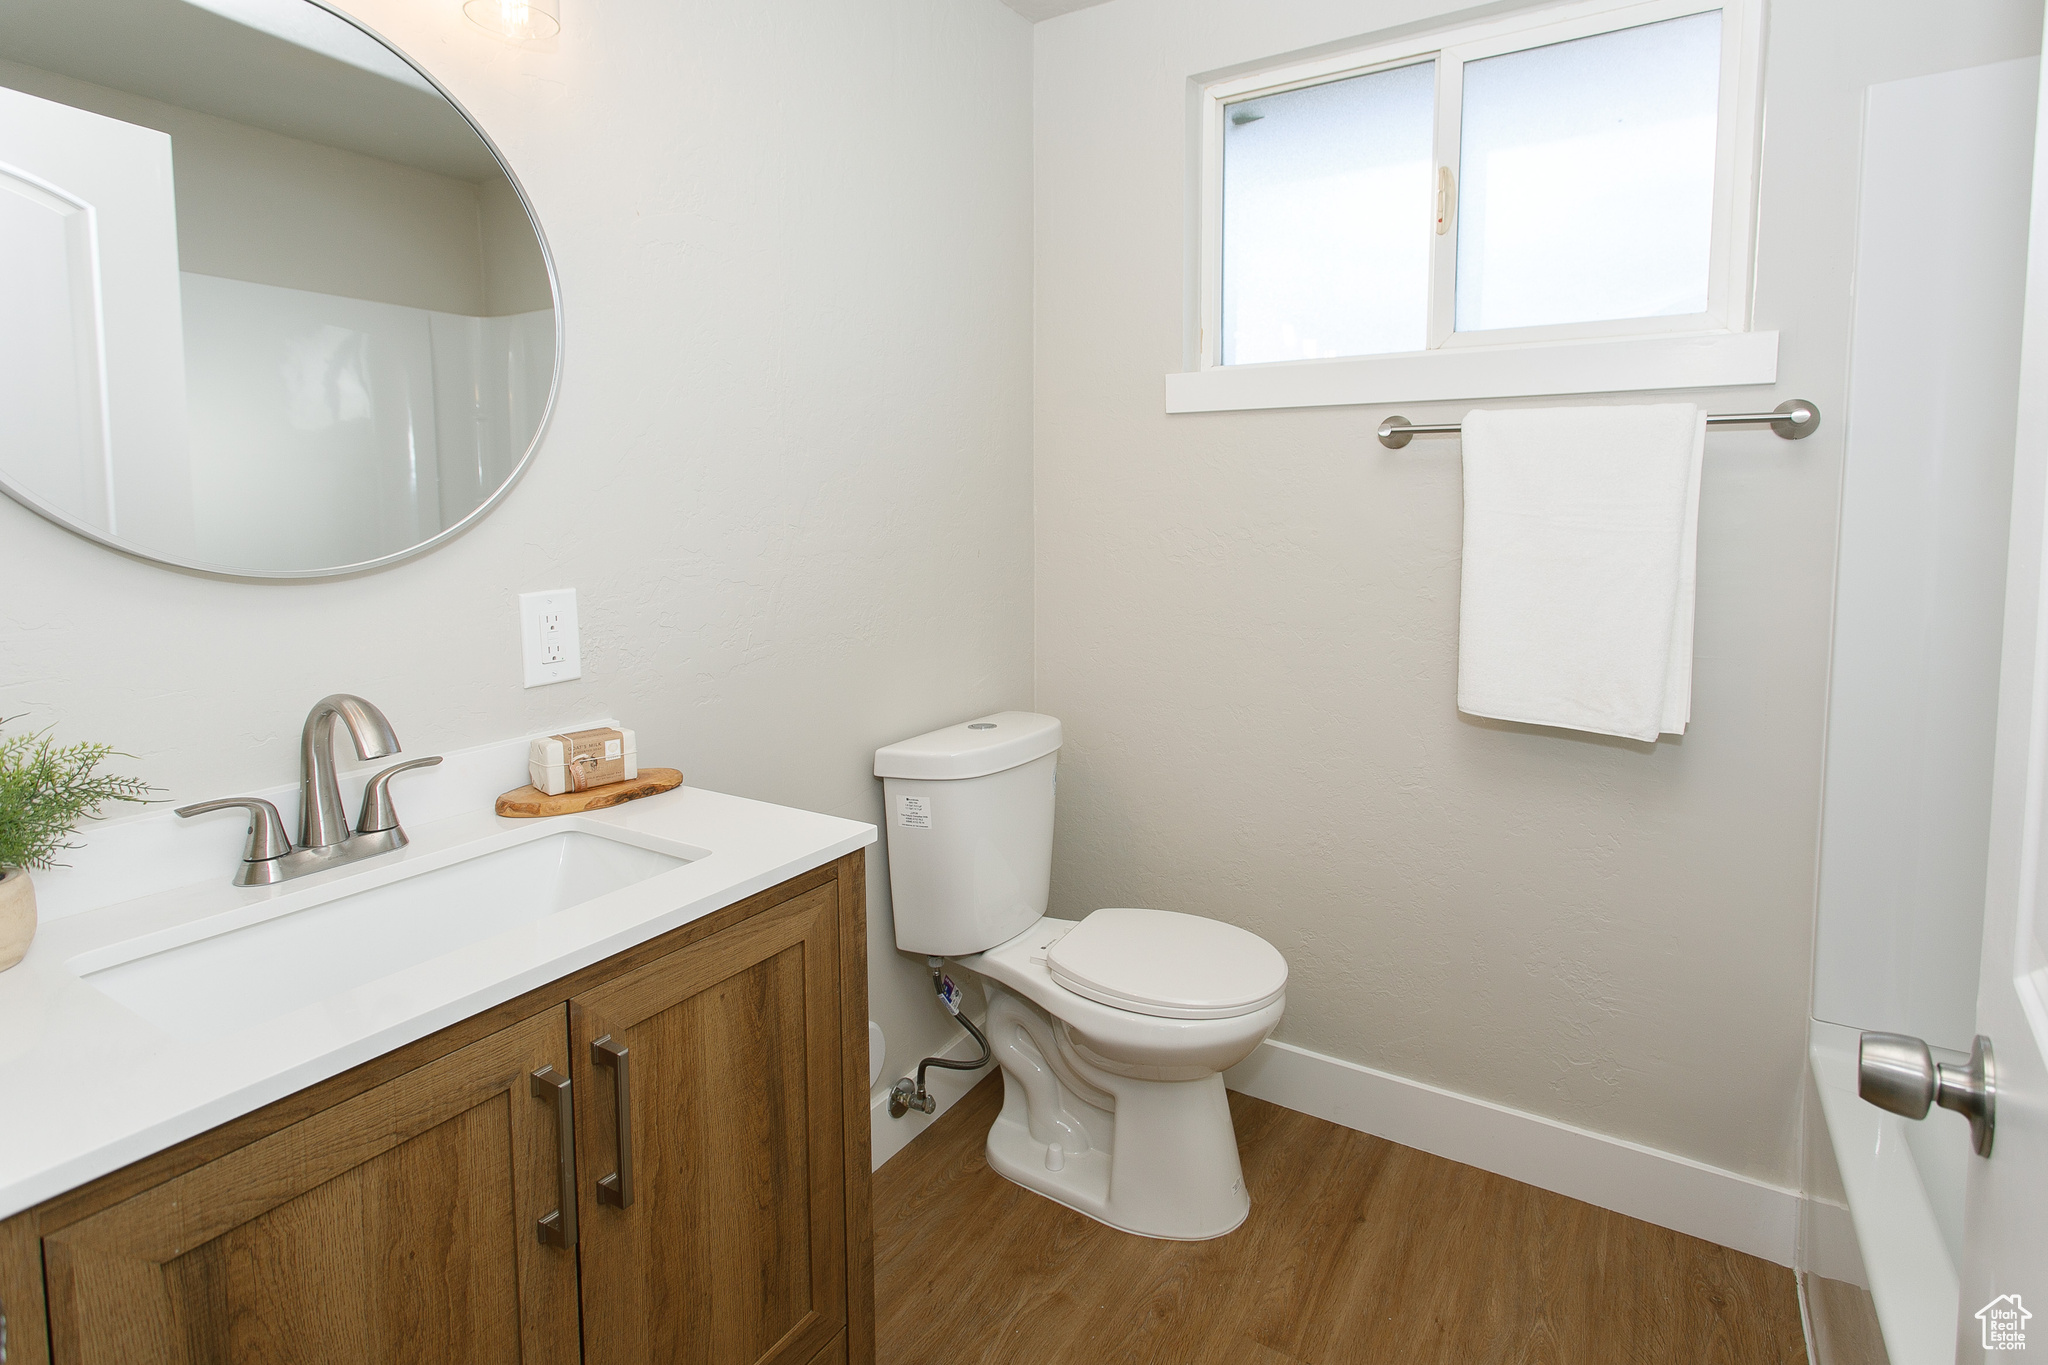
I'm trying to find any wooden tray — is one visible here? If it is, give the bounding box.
[496,767,684,818]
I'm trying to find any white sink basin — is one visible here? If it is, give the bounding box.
[79,829,690,1041]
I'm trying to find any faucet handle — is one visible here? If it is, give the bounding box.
[175,797,293,879]
[356,756,443,835]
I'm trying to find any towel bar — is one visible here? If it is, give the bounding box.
[1375,399,1820,449]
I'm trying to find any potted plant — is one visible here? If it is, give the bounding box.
[0,721,153,971]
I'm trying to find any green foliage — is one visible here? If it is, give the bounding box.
[0,719,155,871]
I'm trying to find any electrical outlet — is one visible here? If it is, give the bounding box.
[519,589,582,687]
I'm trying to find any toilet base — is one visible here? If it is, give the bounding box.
[984,1104,1250,1241]
[977,982,1252,1241]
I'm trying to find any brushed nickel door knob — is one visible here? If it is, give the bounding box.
[1858,1030,1996,1157]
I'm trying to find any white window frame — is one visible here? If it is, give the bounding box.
[1169,0,1772,415]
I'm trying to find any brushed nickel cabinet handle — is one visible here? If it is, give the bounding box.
[530,1066,578,1246]
[592,1035,634,1208]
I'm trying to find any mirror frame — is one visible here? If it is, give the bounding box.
[0,0,563,580]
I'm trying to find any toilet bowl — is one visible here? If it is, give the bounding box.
[957,911,1284,1239]
[876,712,1288,1241]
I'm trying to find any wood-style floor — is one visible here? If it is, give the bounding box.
[874,1076,1806,1365]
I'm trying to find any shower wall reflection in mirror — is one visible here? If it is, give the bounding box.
[0,0,559,577]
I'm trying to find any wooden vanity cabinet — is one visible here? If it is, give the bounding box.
[572,882,847,1365]
[42,1008,582,1364]
[0,852,872,1365]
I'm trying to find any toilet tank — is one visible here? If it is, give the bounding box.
[874,712,1062,956]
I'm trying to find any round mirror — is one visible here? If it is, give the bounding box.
[0,0,559,578]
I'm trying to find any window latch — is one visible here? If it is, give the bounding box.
[1436,166,1456,236]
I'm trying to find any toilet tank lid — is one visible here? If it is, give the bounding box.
[1046,908,1288,1020]
[874,712,1062,780]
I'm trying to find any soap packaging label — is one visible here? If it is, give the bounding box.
[898,794,931,829]
[560,728,624,790]
[529,727,639,795]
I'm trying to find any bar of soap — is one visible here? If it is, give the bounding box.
[529,727,638,796]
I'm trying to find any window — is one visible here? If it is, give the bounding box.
[1174,0,1770,413]
[1222,60,1436,364]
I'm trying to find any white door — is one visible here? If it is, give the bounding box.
[1958,32,2048,1360]
[0,82,191,549]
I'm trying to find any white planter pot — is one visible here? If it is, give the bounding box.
[0,866,34,972]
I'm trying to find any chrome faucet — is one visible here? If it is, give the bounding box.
[300,694,399,850]
[176,695,441,886]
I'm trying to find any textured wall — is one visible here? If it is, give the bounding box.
[1031,0,2040,1185]
[0,0,1034,1104]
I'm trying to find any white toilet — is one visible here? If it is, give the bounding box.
[875,711,1287,1240]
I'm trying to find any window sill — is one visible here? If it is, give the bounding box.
[1163,330,1778,415]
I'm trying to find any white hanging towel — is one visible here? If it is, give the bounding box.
[1457,404,1705,742]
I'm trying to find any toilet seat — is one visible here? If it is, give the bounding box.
[961,916,1286,1075]
[1044,907,1287,1021]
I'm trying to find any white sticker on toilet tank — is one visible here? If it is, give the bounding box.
[897,794,931,829]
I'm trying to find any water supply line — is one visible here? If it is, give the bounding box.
[888,957,991,1117]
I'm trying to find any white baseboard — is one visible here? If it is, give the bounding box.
[870,1027,994,1171]
[867,1030,1801,1268]
[1225,1039,1800,1267]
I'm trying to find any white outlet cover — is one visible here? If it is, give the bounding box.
[519,588,582,688]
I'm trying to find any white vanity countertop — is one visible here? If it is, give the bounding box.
[0,783,875,1219]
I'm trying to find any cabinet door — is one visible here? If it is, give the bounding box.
[573,883,845,1365]
[42,1009,581,1365]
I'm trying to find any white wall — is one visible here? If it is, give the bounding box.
[1031,0,2040,1187]
[0,0,1034,1109]
[0,56,545,315]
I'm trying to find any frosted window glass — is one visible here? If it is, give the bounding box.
[1456,12,1721,334]
[1222,60,1433,365]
